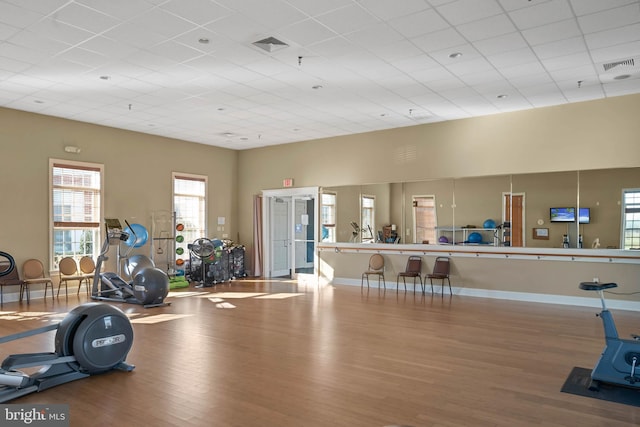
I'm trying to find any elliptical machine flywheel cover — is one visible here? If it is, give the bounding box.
[55,303,134,374]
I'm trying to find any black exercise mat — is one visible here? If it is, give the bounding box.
[561,366,640,407]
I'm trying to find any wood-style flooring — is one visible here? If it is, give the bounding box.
[1,279,639,427]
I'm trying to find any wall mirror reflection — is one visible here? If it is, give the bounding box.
[321,167,639,251]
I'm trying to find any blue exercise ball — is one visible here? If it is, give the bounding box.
[438,236,449,244]
[212,238,223,248]
[468,232,483,244]
[483,219,496,229]
[124,223,149,248]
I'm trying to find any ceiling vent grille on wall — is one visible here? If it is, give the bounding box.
[252,37,289,53]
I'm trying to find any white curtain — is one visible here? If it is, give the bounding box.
[252,195,263,277]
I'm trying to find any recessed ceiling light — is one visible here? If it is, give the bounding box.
[34,100,44,104]
[312,85,323,90]
[223,132,233,138]
[99,75,110,80]
[217,107,225,111]
[496,94,508,99]
[198,38,210,44]
[240,137,248,141]
[614,74,631,80]
[449,52,463,59]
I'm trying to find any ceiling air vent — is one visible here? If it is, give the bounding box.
[602,58,635,72]
[252,37,289,53]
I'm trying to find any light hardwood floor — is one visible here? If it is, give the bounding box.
[1,279,640,426]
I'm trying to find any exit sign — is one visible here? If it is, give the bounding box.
[283,178,294,187]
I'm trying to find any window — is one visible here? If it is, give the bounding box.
[50,160,103,270]
[321,192,336,242]
[413,196,437,244]
[361,195,375,243]
[173,173,207,259]
[621,189,640,250]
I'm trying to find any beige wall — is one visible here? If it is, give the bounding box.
[0,107,238,281]
[237,94,640,246]
[2,92,640,302]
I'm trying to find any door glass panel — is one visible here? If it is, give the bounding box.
[293,197,315,275]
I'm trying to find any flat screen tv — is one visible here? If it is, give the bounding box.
[550,207,576,223]
[579,207,590,224]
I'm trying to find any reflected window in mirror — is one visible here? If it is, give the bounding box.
[321,192,336,242]
[622,188,640,250]
[361,195,375,243]
[413,196,437,244]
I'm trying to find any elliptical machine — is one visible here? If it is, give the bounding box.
[92,218,170,308]
[579,281,640,391]
[0,302,134,402]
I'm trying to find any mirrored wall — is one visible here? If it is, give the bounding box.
[321,167,640,251]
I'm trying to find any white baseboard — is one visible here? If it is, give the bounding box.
[332,277,640,311]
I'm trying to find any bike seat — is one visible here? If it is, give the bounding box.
[579,281,618,291]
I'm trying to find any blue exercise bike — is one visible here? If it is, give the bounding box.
[580,281,640,391]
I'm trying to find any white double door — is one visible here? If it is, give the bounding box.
[263,187,318,279]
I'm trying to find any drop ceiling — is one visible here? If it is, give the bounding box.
[1,0,639,150]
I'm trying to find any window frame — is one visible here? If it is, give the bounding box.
[360,194,375,243]
[172,172,208,263]
[321,192,337,243]
[49,158,104,271]
[621,188,640,250]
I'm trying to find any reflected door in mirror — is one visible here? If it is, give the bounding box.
[504,194,524,247]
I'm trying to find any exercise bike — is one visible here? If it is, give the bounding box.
[579,281,640,391]
[0,302,134,402]
[92,218,170,308]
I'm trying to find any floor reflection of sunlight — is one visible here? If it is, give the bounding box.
[130,314,192,324]
[255,293,305,299]
[208,292,266,299]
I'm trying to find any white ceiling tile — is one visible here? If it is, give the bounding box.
[584,23,640,50]
[569,0,638,17]
[521,19,582,46]
[532,36,588,60]
[52,2,121,34]
[315,4,379,34]
[281,0,352,17]
[435,0,503,26]
[456,14,517,42]
[358,0,431,21]
[6,30,72,57]
[473,32,528,57]
[542,51,594,72]
[145,40,205,64]
[411,27,466,54]
[589,40,640,63]
[508,1,574,31]
[0,0,638,149]
[577,3,640,34]
[307,36,355,57]
[277,18,337,46]
[0,2,44,27]
[76,0,154,20]
[487,47,539,69]
[388,9,450,39]
[344,23,404,48]
[103,22,168,49]
[219,0,308,31]
[127,8,197,38]
[159,0,233,25]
